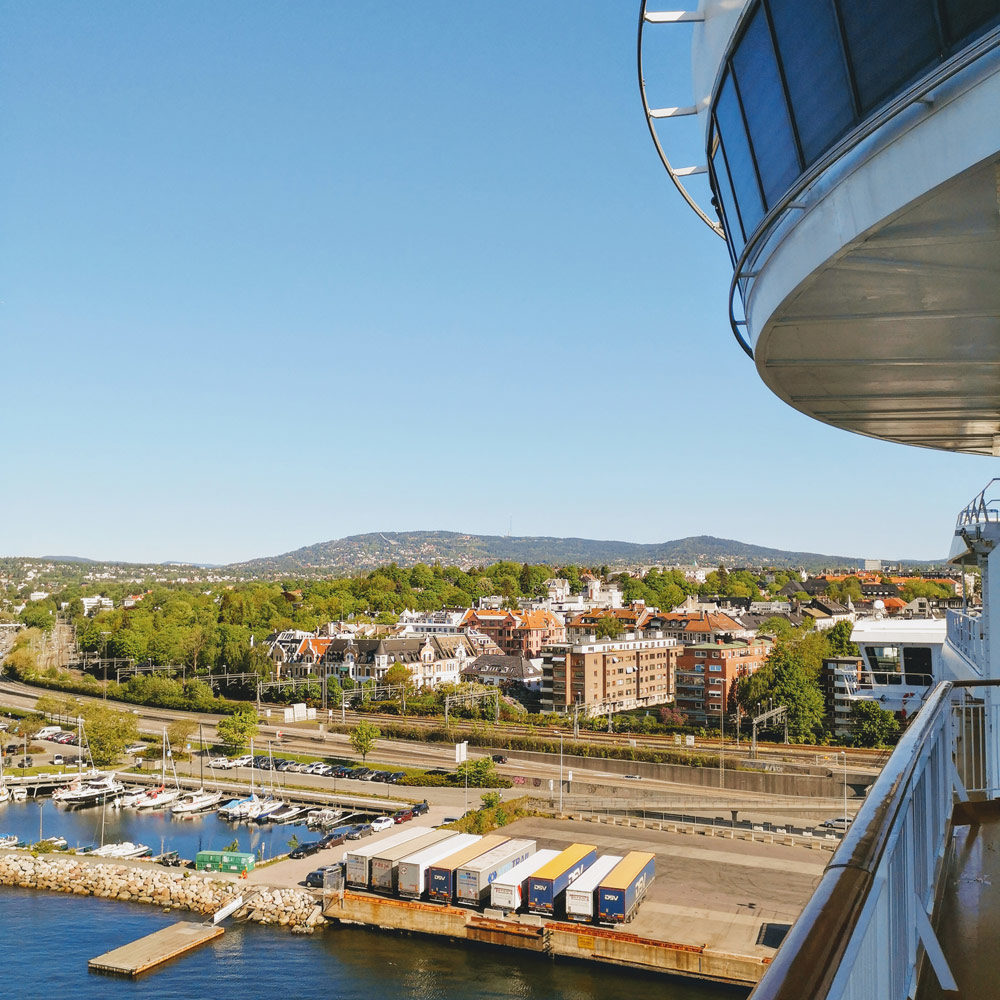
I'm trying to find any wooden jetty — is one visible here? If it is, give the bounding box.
[89,921,224,976]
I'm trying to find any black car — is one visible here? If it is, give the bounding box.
[389,772,405,782]
[491,754,508,764]
[426,768,450,776]
[412,801,429,816]
[304,862,345,888]
[330,765,353,777]
[289,839,324,859]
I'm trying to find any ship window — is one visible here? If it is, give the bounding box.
[731,5,801,206]
[903,646,933,683]
[864,644,901,673]
[941,0,1000,45]
[837,0,941,112]
[714,70,764,237]
[767,0,855,163]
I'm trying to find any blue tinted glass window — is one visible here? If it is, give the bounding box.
[838,0,940,112]
[731,6,800,207]
[942,0,1000,44]
[714,70,764,237]
[768,0,855,164]
[711,137,744,259]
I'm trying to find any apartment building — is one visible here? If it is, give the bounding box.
[540,633,678,713]
[674,638,772,727]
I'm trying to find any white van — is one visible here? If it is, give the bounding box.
[37,726,63,740]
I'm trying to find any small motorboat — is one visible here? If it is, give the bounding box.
[0,834,19,849]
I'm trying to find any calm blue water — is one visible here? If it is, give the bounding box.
[0,801,744,1000]
[0,798,332,860]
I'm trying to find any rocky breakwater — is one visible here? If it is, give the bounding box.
[0,853,325,932]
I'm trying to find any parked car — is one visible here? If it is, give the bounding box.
[289,839,325,860]
[412,801,429,816]
[346,824,371,840]
[18,757,32,768]
[56,732,78,744]
[370,770,390,782]
[229,755,253,768]
[312,764,333,776]
[426,768,450,776]
[330,765,352,777]
[392,809,413,824]
[354,767,374,781]
[490,754,508,764]
[318,830,348,849]
[370,816,394,833]
[208,757,232,769]
[388,771,405,783]
[52,753,64,766]
[305,862,345,888]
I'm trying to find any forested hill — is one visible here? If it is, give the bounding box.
[226,531,861,576]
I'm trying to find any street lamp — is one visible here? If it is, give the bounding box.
[559,733,564,813]
[841,751,848,822]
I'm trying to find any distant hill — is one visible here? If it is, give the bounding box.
[225,530,870,576]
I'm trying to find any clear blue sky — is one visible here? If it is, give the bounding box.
[1,2,993,565]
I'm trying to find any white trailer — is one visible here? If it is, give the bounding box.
[489,849,559,912]
[344,826,433,888]
[396,834,480,899]
[370,829,455,893]
[456,838,537,906]
[565,854,623,923]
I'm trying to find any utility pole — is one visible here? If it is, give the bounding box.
[559,733,564,813]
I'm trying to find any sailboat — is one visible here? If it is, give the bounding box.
[51,718,123,808]
[132,731,181,810]
[0,753,11,806]
[248,743,283,823]
[172,724,223,814]
[217,738,258,821]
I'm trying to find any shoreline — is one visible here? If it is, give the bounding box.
[0,849,766,987]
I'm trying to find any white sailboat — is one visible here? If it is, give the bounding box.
[172,723,224,814]
[132,730,181,811]
[0,753,11,806]
[217,738,257,821]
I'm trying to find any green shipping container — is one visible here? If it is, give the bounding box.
[195,850,256,873]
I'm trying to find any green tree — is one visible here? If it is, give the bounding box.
[756,616,795,640]
[349,719,381,762]
[593,615,623,640]
[735,643,825,743]
[167,719,197,754]
[851,700,900,747]
[216,706,259,753]
[827,620,859,657]
[81,704,139,767]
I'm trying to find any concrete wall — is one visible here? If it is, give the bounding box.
[327,891,768,987]
[510,749,871,799]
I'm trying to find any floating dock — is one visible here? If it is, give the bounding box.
[89,921,224,976]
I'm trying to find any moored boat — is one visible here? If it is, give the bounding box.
[52,772,124,809]
[172,789,224,815]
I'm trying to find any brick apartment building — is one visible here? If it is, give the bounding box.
[460,608,565,658]
[540,632,678,713]
[674,637,772,726]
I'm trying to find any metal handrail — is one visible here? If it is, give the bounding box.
[748,681,961,1000]
[955,478,1000,527]
[723,24,1000,359]
[636,2,725,239]
[750,680,1000,1000]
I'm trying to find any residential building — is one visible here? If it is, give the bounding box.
[460,608,565,658]
[540,633,678,714]
[649,610,751,645]
[565,606,655,643]
[461,654,542,691]
[673,638,772,727]
[315,634,477,689]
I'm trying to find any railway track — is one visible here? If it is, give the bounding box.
[0,678,887,772]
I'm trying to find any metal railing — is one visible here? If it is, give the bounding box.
[955,478,1000,527]
[748,681,968,1000]
[945,609,986,675]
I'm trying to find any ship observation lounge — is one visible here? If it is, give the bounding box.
[642,0,1000,454]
